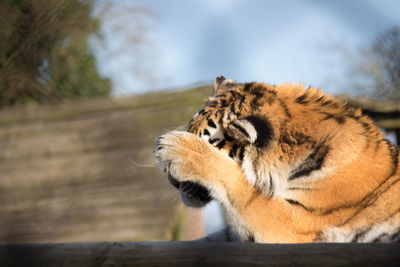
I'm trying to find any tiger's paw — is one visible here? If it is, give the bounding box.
[154,131,213,207]
[155,131,194,180]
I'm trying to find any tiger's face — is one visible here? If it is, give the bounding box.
[188,79,273,159]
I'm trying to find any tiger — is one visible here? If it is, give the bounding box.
[154,76,400,243]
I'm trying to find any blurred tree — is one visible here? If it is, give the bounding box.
[92,1,161,95]
[346,27,400,102]
[0,0,111,107]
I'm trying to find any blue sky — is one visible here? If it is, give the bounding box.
[94,0,400,96]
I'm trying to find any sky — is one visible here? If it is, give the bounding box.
[93,0,400,96]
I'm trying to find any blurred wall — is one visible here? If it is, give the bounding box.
[0,86,210,243]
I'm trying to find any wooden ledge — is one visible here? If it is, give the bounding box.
[1,241,399,266]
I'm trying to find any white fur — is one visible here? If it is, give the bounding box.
[362,218,400,242]
[223,78,235,85]
[202,123,225,144]
[241,155,258,186]
[264,165,289,198]
[319,227,354,242]
[320,218,400,243]
[296,166,333,183]
[234,120,257,143]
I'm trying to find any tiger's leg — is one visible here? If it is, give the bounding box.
[155,130,254,240]
[154,131,317,243]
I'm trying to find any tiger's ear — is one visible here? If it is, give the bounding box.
[227,116,274,148]
[213,75,237,95]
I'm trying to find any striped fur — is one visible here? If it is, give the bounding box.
[154,76,400,243]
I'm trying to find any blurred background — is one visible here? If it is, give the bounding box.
[0,0,399,243]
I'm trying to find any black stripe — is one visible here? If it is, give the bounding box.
[335,116,346,124]
[320,99,339,108]
[339,177,400,225]
[229,143,239,158]
[220,99,228,107]
[285,199,313,211]
[203,129,210,136]
[209,138,220,144]
[289,145,329,180]
[216,139,226,149]
[250,85,265,94]
[238,146,245,161]
[224,133,234,142]
[361,122,372,136]
[314,96,325,103]
[351,227,371,242]
[322,112,346,124]
[287,187,318,191]
[295,94,308,104]
[268,173,275,196]
[321,100,333,107]
[244,116,274,148]
[243,83,253,92]
[231,122,250,138]
[390,230,400,242]
[207,119,217,128]
[372,233,389,243]
[230,103,236,114]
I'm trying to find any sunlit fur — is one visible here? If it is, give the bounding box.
[155,76,400,243]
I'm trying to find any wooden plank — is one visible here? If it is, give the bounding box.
[0,242,399,267]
